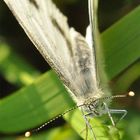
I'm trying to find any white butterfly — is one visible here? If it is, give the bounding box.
[4,0,134,139]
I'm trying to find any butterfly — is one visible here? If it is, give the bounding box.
[3,0,134,139]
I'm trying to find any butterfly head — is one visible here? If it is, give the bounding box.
[81,97,109,117]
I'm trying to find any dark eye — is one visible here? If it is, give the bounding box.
[101,103,106,110]
[100,103,104,107]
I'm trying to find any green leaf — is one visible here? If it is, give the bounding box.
[64,109,122,140]
[112,61,140,92]
[0,70,74,133]
[102,6,140,79]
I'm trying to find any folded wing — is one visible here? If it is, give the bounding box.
[4,0,99,103]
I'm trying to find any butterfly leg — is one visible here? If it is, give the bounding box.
[109,109,127,124]
[103,102,116,126]
[104,102,127,125]
[81,108,97,140]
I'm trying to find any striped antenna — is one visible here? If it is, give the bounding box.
[25,105,78,137]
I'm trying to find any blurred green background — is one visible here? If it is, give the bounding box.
[0,0,140,140]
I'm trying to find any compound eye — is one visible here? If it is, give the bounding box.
[100,102,105,109]
[101,103,104,107]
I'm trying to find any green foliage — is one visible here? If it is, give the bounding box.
[0,4,140,140]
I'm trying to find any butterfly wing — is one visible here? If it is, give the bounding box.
[4,0,100,104]
[87,0,110,95]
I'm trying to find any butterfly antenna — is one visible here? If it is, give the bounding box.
[111,90,135,98]
[25,105,78,137]
[102,91,135,102]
